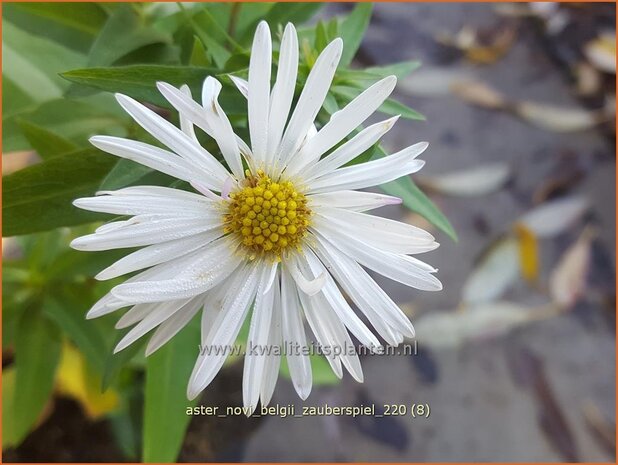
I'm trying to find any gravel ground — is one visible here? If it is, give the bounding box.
[240,3,616,462]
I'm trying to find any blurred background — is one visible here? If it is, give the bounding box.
[3,2,616,462]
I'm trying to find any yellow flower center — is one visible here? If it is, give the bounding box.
[224,170,310,260]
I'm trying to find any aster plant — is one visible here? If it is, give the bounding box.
[3,3,454,461]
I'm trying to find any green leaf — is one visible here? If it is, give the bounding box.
[2,367,18,448]
[3,148,117,237]
[85,5,171,68]
[11,310,61,445]
[189,36,211,67]
[44,295,108,374]
[2,21,86,105]
[16,120,78,160]
[61,65,215,108]
[4,97,128,153]
[3,2,107,53]
[102,328,146,391]
[339,3,373,67]
[262,3,324,30]
[100,159,154,191]
[315,21,329,53]
[337,60,421,82]
[373,146,457,241]
[143,322,200,462]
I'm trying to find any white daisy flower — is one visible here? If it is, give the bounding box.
[71,21,442,413]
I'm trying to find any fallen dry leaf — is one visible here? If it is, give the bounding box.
[514,101,606,132]
[584,32,616,74]
[399,67,473,97]
[517,196,589,238]
[415,301,557,350]
[461,236,521,305]
[549,227,595,309]
[574,62,603,96]
[450,80,507,109]
[417,163,511,197]
[514,224,540,283]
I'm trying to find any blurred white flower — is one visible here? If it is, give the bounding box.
[72,21,441,413]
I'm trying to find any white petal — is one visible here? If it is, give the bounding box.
[145,296,203,355]
[73,193,215,217]
[115,303,158,329]
[115,93,230,184]
[297,289,342,379]
[301,116,399,180]
[89,136,206,186]
[157,81,212,134]
[312,228,442,292]
[281,269,312,399]
[301,247,381,351]
[287,77,397,175]
[202,77,243,178]
[285,254,326,295]
[111,238,243,303]
[179,84,198,141]
[114,298,192,353]
[86,292,129,319]
[188,263,260,399]
[96,230,223,280]
[229,75,249,98]
[313,207,438,254]
[70,216,221,251]
[275,39,343,172]
[308,190,402,212]
[311,236,415,339]
[308,142,428,193]
[260,273,282,406]
[248,21,272,163]
[243,266,276,414]
[266,23,299,162]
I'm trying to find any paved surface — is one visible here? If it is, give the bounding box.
[241,3,616,462]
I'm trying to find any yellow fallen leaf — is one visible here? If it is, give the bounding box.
[549,227,595,309]
[55,343,119,419]
[514,223,539,282]
[585,32,616,74]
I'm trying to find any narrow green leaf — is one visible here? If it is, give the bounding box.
[315,21,329,53]
[4,97,128,153]
[180,6,234,68]
[17,120,78,160]
[2,367,18,448]
[2,21,86,104]
[100,159,154,191]
[11,311,61,445]
[44,296,108,374]
[102,329,146,391]
[262,3,324,30]
[61,65,215,108]
[3,3,107,53]
[339,3,373,67]
[3,148,117,237]
[372,146,457,241]
[143,322,200,462]
[85,5,171,68]
[337,60,421,82]
[189,36,211,67]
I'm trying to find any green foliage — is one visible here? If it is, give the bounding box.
[3,148,117,236]
[143,321,200,462]
[2,1,456,460]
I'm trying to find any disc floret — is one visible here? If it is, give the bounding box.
[224,170,310,260]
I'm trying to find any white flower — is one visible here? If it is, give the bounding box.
[71,21,442,413]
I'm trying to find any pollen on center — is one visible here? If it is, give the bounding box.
[224,170,310,260]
